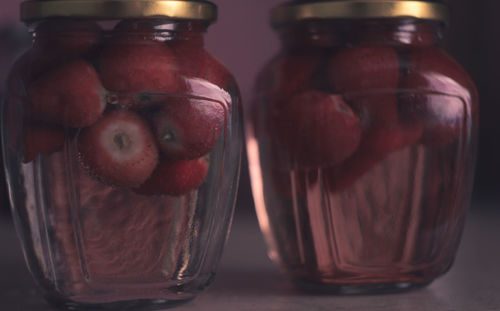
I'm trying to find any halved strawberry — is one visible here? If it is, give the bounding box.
[99,40,182,109]
[27,60,107,127]
[135,158,209,196]
[275,90,362,169]
[329,46,399,93]
[78,110,159,188]
[154,97,225,159]
[23,123,65,163]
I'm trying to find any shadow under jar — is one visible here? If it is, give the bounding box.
[246,0,478,294]
[2,0,242,309]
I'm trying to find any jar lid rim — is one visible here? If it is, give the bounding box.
[271,1,449,27]
[20,0,217,23]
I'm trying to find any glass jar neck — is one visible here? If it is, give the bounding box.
[278,18,443,50]
[31,18,208,47]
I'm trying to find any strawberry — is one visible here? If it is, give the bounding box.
[173,42,233,89]
[78,110,159,188]
[275,91,362,169]
[399,48,475,146]
[7,21,102,99]
[154,97,225,159]
[347,94,400,130]
[23,123,65,163]
[323,120,422,193]
[361,119,424,157]
[349,19,437,47]
[348,94,422,154]
[27,60,107,127]
[399,92,464,146]
[328,46,399,93]
[112,19,157,38]
[35,20,102,55]
[324,94,423,192]
[99,38,182,109]
[263,51,322,105]
[135,158,209,196]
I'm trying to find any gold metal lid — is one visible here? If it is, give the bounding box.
[21,0,217,23]
[271,0,450,27]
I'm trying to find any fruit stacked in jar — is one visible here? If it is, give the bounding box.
[2,0,242,309]
[246,0,478,293]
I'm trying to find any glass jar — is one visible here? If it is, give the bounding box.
[2,0,242,309]
[246,0,478,294]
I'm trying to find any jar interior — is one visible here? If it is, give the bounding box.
[3,17,242,307]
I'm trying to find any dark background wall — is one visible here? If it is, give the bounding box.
[1,0,498,216]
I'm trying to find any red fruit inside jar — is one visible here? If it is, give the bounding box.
[275,90,362,169]
[23,123,65,163]
[399,48,473,146]
[348,94,423,156]
[9,21,103,87]
[27,60,107,128]
[329,46,399,93]
[280,20,343,49]
[99,39,182,109]
[112,19,159,39]
[154,97,225,160]
[77,110,159,188]
[399,92,464,146]
[35,20,102,54]
[349,19,438,47]
[135,157,209,196]
[264,51,322,105]
[347,94,400,130]
[173,42,234,90]
[325,94,423,192]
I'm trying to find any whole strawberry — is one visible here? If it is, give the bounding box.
[35,20,102,56]
[263,51,321,105]
[78,110,159,188]
[173,42,233,90]
[154,97,225,159]
[275,90,362,169]
[100,38,181,109]
[347,94,422,156]
[23,123,65,163]
[329,46,399,93]
[399,48,475,146]
[8,20,103,90]
[349,19,436,47]
[27,60,107,127]
[135,158,209,196]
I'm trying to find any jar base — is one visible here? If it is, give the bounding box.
[293,279,433,295]
[46,296,196,311]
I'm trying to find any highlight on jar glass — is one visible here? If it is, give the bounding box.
[246,0,478,294]
[2,0,242,309]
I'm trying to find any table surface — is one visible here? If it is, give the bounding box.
[1,203,499,311]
